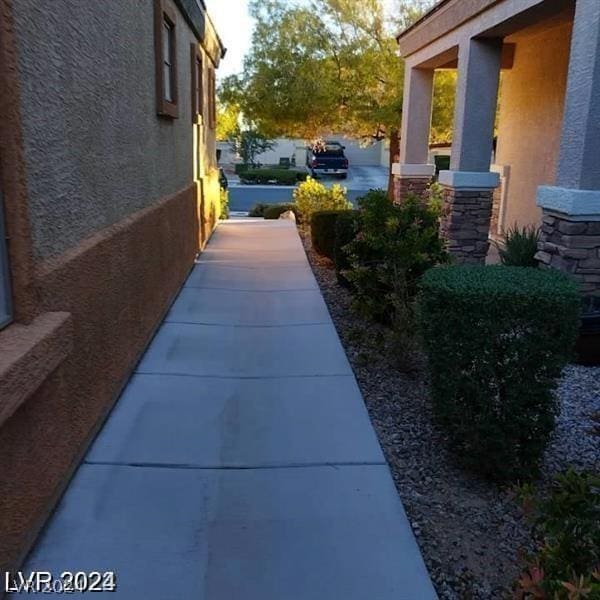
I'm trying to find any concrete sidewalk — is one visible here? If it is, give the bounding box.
[17,219,436,599]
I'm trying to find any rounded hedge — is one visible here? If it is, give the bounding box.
[310,210,350,259]
[417,265,581,480]
[240,169,308,186]
[263,203,301,221]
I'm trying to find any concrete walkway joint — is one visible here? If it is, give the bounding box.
[17,219,437,599]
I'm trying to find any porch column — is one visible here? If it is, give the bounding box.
[536,0,600,297]
[393,66,435,203]
[439,38,502,264]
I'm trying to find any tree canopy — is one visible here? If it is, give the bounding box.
[220,0,455,148]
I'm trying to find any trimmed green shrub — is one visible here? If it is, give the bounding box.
[417,265,580,480]
[248,203,272,217]
[344,190,447,323]
[334,210,359,286]
[234,163,250,175]
[263,203,301,221]
[240,168,307,185]
[293,177,352,222]
[517,470,600,599]
[495,224,541,267]
[311,210,350,259]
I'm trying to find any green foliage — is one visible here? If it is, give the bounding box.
[222,0,401,143]
[417,265,581,480]
[516,470,600,599]
[235,163,251,175]
[427,181,444,210]
[311,210,351,259]
[216,102,241,142]
[229,129,275,167]
[496,224,541,268]
[240,168,308,185]
[431,71,456,144]
[219,189,229,220]
[248,202,271,217]
[334,210,360,286]
[263,203,301,221]
[293,177,352,223]
[343,190,447,323]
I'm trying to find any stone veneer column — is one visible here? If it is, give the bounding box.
[535,1,600,296]
[437,37,502,263]
[391,163,435,204]
[536,212,600,296]
[393,66,435,203]
[439,171,499,264]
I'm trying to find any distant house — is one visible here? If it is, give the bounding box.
[218,136,391,170]
[0,0,224,575]
[394,0,600,297]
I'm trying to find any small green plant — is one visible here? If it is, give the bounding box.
[293,177,352,223]
[427,181,444,208]
[417,265,581,480]
[310,210,351,259]
[516,470,600,599]
[219,188,229,220]
[496,224,541,267]
[343,189,447,324]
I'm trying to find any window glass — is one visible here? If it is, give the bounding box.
[195,57,202,114]
[163,21,171,62]
[163,20,173,102]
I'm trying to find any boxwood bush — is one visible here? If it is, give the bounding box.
[418,265,580,480]
[240,168,307,185]
[334,210,359,286]
[248,202,271,217]
[311,210,350,259]
[263,203,301,221]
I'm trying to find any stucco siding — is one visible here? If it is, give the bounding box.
[13,0,200,259]
[495,20,572,230]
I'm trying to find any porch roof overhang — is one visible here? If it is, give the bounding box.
[396,0,574,67]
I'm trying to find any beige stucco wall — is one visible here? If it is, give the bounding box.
[14,0,222,259]
[495,19,572,231]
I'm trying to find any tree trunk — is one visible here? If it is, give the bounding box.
[387,127,400,201]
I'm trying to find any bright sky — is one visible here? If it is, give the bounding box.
[204,0,254,80]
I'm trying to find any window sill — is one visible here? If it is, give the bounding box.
[157,101,179,119]
[0,312,73,427]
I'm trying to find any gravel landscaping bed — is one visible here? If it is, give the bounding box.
[300,229,600,600]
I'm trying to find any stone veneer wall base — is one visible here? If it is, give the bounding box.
[536,212,600,296]
[393,176,432,204]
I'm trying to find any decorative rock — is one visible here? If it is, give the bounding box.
[279,210,296,222]
[534,251,552,264]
